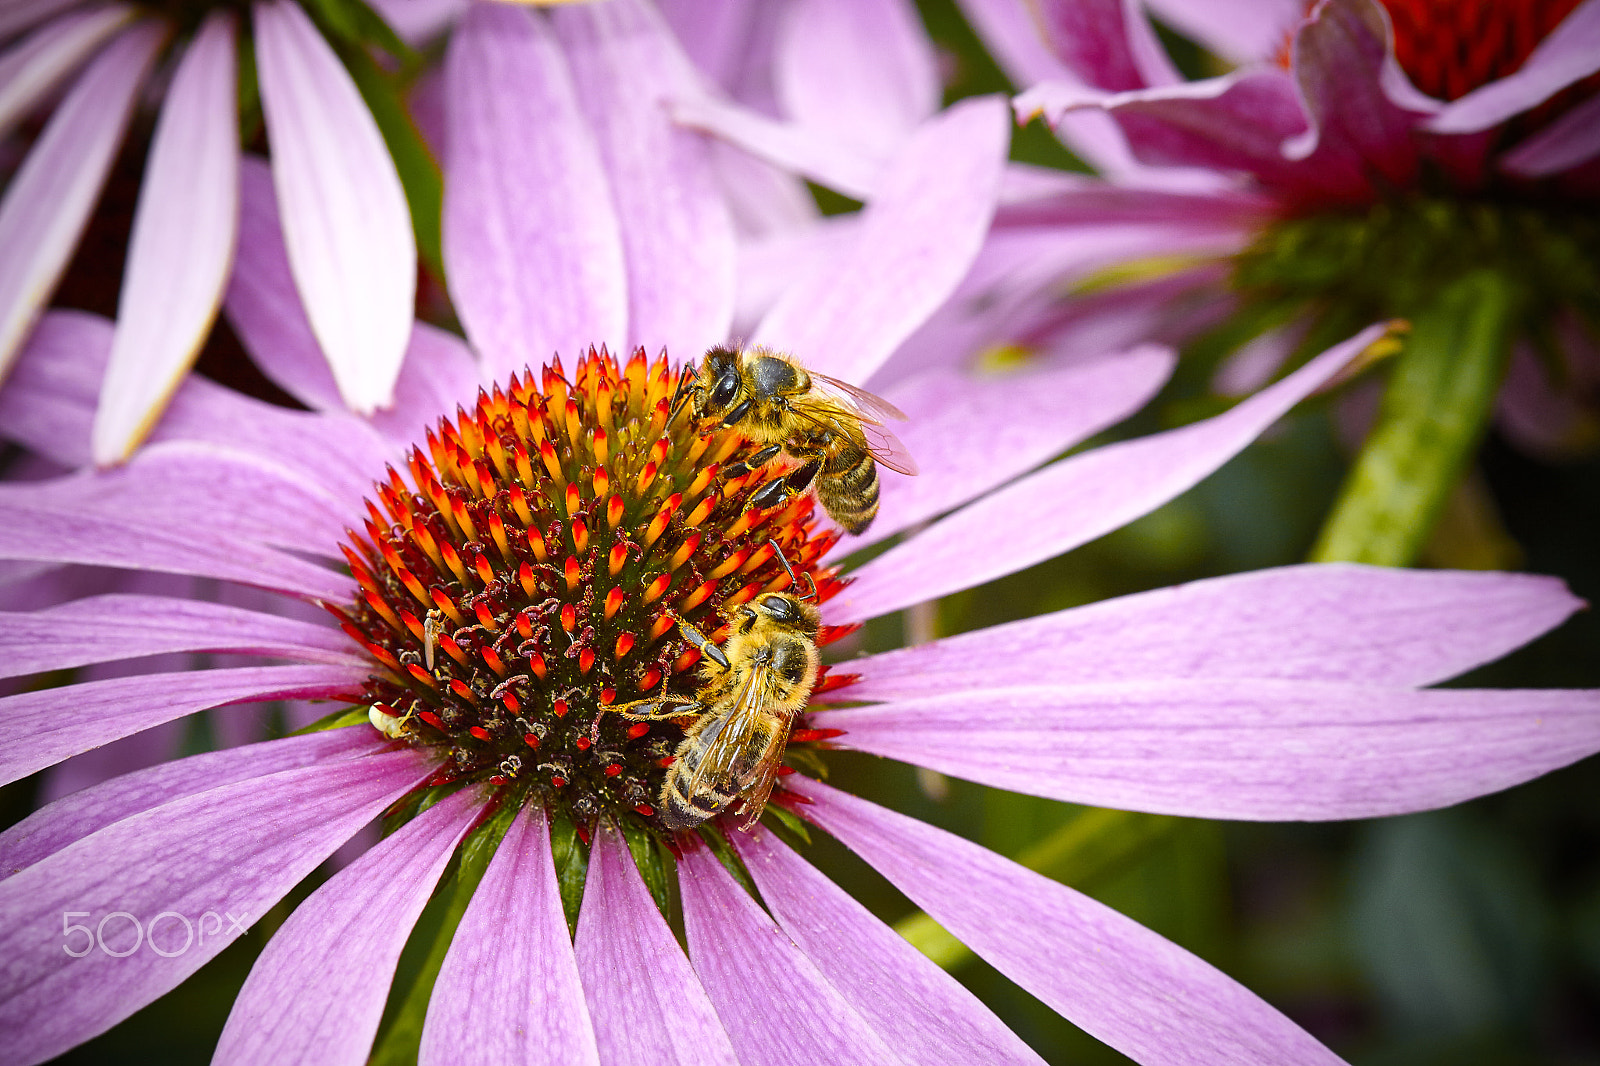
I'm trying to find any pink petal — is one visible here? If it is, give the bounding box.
[0,592,360,679]
[1426,0,1600,134]
[1034,0,1180,91]
[216,786,482,1066]
[574,823,737,1066]
[254,0,416,414]
[94,11,239,464]
[677,841,911,1065]
[0,0,83,40]
[363,0,466,46]
[0,663,369,787]
[0,309,108,465]
[1141,0,1303,63]
[444,1,627,380]
[671,89,885,201]
[0,20,162,382]
[833,323,1389,622]
[821,679,1600,820]
[1500,89,1600,176]
[951,0,1073,88]
[0,727,379,877]
[773,0,940,153]
[792,778,1348,1065]
[1280,0,1426,194]
[0,4,135,139]
[860,347,1175,547]
[367,321,485,447]
[751,95,1010,384]
[0,747,431,1066]
[847,565,1584,700]
[730,828,1047,1065]
[553,0,736,358]
[0,492,354,601]
[420,803,599,1066]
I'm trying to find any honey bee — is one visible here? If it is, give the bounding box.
[676,345,917,534]
[615,544,821,831]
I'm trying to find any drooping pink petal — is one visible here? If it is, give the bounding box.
[671,90,885,201]
[364,0,466,46]
[752,95,1010,384]
[254,0,416,414]
[821,678,1600,820]
[1280,0,1427,195]
[0,747,431,1066]
[773,0,940,153]
[0,3,135,140]
[419,803,599,1066]
[0,494,354,602]
[1141,0,1302,64]
[847,565,1583,700]
[0,727,380,877]
[676,841,911,1065]
[215,786,482,1066]
[730,828,1047,1066]
[574,824,737,1066]
[444,1,626,380]
[0,20,162,383]
[861,347,1175,547]
[1426,0,1600,133]
[225,157,483,438]
[789,777,1348,1066]
[0,593,360,679]
[1500,89,1600,176]
[94,11,239,465]
[0,309,107,465]
[0,663,369,787]
[833,323,1389,622]
[1033,0,1179,91]
[553,0,736,358]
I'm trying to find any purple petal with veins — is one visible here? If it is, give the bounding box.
[0,748,432,1066]
[254,0,415,415]
[215,786,481,1066]
[0,20,161,382]
[95,11,239,464]
[1426,0,1600,133]
[420,803,600,1066]
[0,3,135,140]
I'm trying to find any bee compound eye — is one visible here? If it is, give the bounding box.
[760,595,800,624]
[710,372,740,408]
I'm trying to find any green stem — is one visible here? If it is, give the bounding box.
[1310,271,1517,566]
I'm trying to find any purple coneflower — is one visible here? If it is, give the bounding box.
[0,0,416,464]
[933,0,1600,562]
[2,3,1598,1065]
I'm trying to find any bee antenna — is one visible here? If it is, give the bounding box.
[768,537,817,602]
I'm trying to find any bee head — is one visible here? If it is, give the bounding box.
[754,593,821,637]
[699,346,743,413]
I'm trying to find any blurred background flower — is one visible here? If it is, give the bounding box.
[0,0,425,465]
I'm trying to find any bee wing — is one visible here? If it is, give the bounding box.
[686,662,774,799]
[732,719,792,832]
[810,371,909,424]
[807,373,918,476]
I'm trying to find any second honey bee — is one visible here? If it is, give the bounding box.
[676,345,917,535]
[615,547,822,832]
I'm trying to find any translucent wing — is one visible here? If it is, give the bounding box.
[810,372,918,476]
[811,371,909,424]
[732,719,792,832]
[686,662,774,800]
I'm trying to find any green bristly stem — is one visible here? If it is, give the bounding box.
[893,808,1178,971]
[1310,270,1517,566]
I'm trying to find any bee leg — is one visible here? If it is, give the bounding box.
[610,696,703,721]
[720,399,753,427]
[723,443,783,479]
[676,618,731,670]
[749,458,821,511]
[668,372,696,425]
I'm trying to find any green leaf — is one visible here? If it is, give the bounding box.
[369,796,519,1066]
[339,44,444,278]
[548,810,591,937]
[1310,270,1518,566]
[894,807,1178,971]
[289,705,370,734]
[622,818,673,917]
[298,0,413,61]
